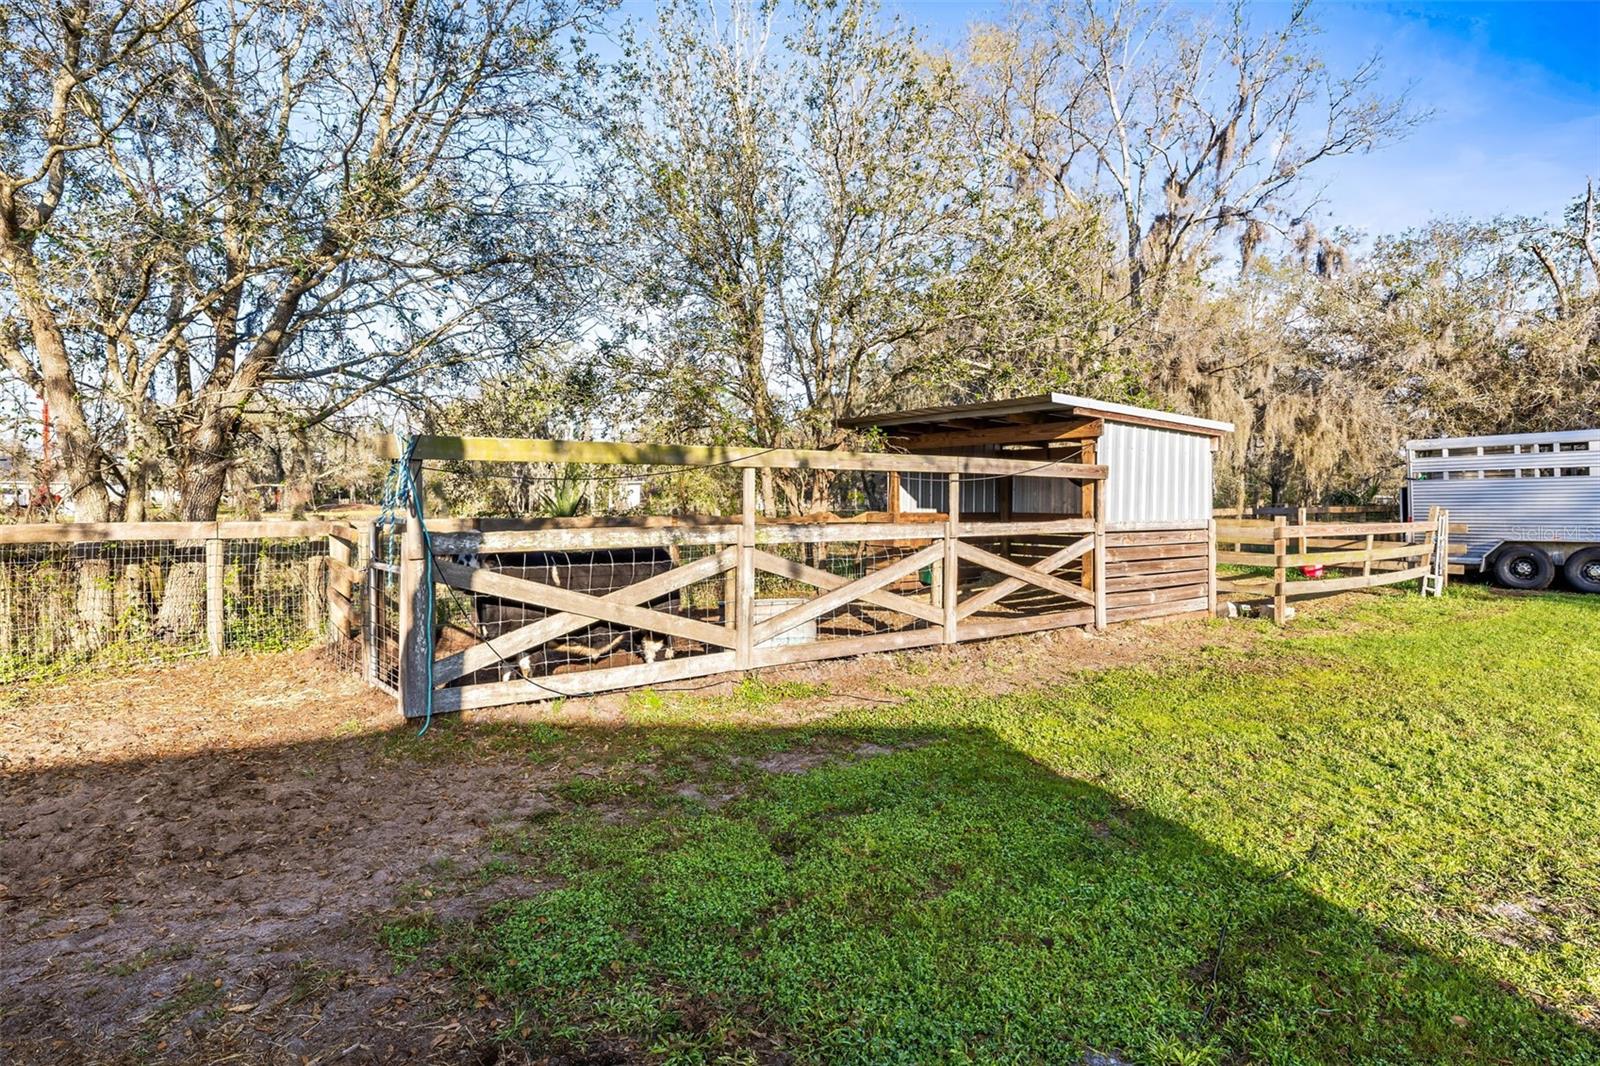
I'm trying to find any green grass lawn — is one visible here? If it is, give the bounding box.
[393,587,1600,1065]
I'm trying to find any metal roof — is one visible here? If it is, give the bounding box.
[1407,428,1599,450]
[841,393,1234,437]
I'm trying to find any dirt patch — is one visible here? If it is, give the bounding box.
[0,654,609,1063]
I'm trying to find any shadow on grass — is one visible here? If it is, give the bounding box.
[2,713,1596,1066]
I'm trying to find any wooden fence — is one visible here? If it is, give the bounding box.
[1214,509,1456,622]
[1214,503,1400,524]
[379,435,1217,718]
[0,519,361,680]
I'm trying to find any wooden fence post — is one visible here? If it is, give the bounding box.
[1206,517,1218,617]
[1297,506,1308,556]
[326,529,357,643]
[736,467,756,670]
[205,534,224,656]
[1272,515,1288,626]
[1437,508,1450,594]
[363,520,379,686]
[943,472,959,643]
[1092,498,1107,631]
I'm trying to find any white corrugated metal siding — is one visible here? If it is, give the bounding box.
[1409,479,1600,562]
[1100,422,1214,525]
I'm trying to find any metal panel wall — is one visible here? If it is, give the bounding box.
[1100,422,1214,526]
[1408,478,1600,563]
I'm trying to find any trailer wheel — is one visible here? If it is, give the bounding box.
[1564,548,1600,594]
[1492,545,1554,591]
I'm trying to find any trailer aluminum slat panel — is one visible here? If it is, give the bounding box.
[1405,428,1600,569]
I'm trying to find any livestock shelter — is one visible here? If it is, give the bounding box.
[370,395,1232,718]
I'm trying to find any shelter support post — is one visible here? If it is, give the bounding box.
[943,472,959,644]
[736,467,756,670]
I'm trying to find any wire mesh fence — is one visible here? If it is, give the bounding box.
[433,543,734,690]
[752,538,940,643]
[0,528,341,684]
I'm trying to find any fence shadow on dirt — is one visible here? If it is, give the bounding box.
[2,716,1595,1065]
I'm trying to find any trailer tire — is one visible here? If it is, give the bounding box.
[1492,545,1554,591]
[1563,548,1600,594]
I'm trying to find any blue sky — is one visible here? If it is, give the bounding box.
[1304,1,1600,234]
[895,0,1600,236]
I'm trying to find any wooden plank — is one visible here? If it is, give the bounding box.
[433,524,741,555]
[422,513,737,532]
[397,463,432,718]
[1105,583,1207,609]
[1106,567,1211,593]
[749,549,943,626]
[749,627,946,669]
[896,416,1107,448]
[1206,517,1218,616]
[217,520,341,540]
[1284,566,1428,599]
[1106,556,1209,577]
[956,607,1093,642]
[433,651,742,712]
[894,418,1103,451]
[0,518,346,545]
[1280,542,1429,568]
[326,556,360,596]
[383,434,1107,481]
[754,522,943,546]
[954,536,1094,620]
[0,521,214,545]
[433,547,737,685]
[1215,520,1435,540]
[955,518,1094,537]
[1216,550,1276,565]
[436,558,737,650]
[1287,521,1434,538]
[750,543,944,646]
[954,540,1094,606]
[1108,596,1210,623]
[1103,528,1209,547]
[1104,542,1209,563]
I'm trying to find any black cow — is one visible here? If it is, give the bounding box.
[457,548,678,681]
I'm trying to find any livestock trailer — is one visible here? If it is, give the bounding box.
[1405,429,1600,592]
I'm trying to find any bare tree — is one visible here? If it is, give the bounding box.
[0,0,602,522]
[964,0,1422,309]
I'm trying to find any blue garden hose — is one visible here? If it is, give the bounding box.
[378,436,436,735]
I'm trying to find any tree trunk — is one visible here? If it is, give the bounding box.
[283,435,315,518]
[154,443,231,641]
[1,245,115,521]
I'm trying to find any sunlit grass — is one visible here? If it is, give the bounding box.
[395,587,1600,1064]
